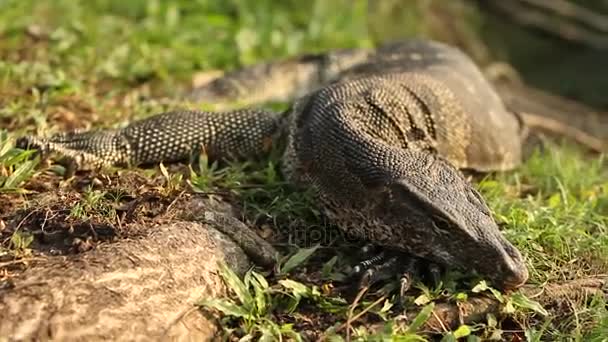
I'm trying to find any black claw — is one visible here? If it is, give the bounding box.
[397,257,420,297]
[361,256,399,289]
[399,272,413,298]
[427,263,442,287]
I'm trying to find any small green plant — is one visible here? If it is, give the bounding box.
[0,131,39,193]
[8,231,34,257]
[157,162,184,195]
[197,262,304,341]
[69,187,118,221]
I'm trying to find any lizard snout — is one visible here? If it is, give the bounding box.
[495,242,528,290]
[500,264,529,290]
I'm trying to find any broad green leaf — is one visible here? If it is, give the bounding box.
[251,270,269,289]
[486,313,497,328]
[454,292,468,302]
[249,273,267,315]
[414,293,430,306]
[279,279,311,299]
[10,231,34,250]
[453,325,472,338]
[280,244,320,274]
[243,269,253,287]
[0,131,12,158]
[258,325,276,342]
[279,279,312,312]
[379,299,393,314]
[197,298,250,318]
[279,323,303,342]
[471,280,489,293]
[502,300,516,314]
[321,255,338,277]
[2,148,37,166]
[509,292,548,316]
[471,280,504,303]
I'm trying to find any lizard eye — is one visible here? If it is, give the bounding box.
[431,215,452,234]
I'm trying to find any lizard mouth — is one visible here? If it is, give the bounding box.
[500,267,529,290]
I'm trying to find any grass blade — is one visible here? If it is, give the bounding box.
[406,303,435,334]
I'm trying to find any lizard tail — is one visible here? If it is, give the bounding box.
[493,81,607,153]
[517,111,605,153]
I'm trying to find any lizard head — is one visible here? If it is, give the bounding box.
[379,154,528,290]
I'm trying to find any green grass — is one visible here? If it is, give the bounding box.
[1,1,607,340]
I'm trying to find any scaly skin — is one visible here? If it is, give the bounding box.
[17,40,530,290]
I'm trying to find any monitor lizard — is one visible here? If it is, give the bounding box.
[17,39,605,292]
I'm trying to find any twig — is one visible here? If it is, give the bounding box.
[335,291,387,337]
[164,190,186,214]
[0,257,47,268]
[345,286,368,341]
[517,0,608,34]
[431,310,449,333]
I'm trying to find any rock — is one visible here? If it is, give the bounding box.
[0,220,252,341]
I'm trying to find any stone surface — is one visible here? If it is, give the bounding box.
[0,220,251,341]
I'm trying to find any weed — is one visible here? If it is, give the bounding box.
[69,187,120,222]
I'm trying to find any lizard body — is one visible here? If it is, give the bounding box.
[18,40,561,290]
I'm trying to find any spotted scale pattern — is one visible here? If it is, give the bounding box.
[122,109,281,165]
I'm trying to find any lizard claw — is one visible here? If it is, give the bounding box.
[349,248,444,301]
